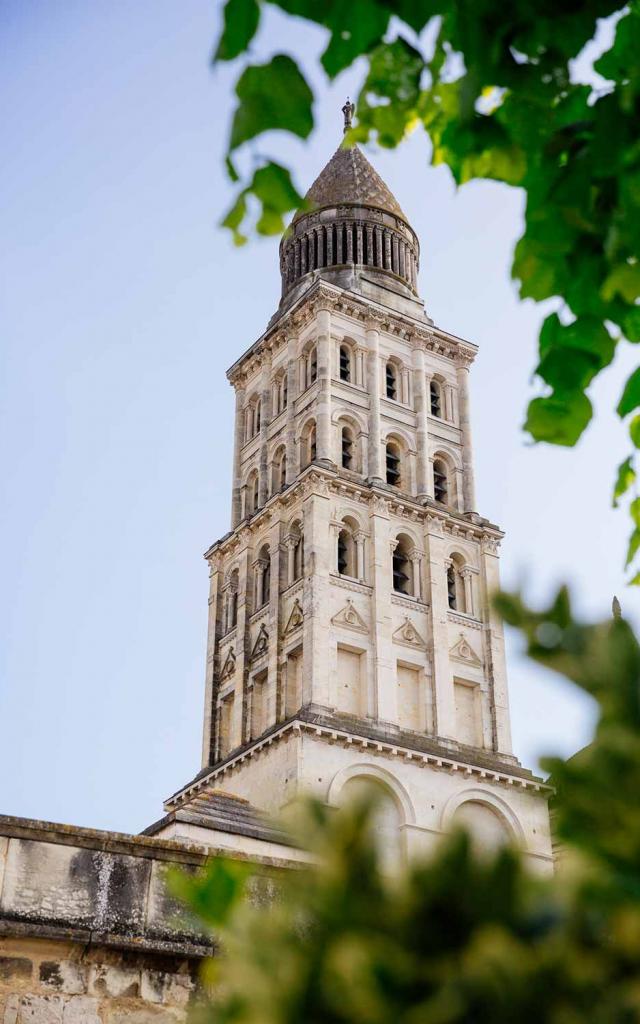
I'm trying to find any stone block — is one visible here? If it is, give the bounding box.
[161,977,192,1010]
[17,996,64,1024]
[61,997,100,1024]
[0,959,32,983]
[3,995,20,1024]
[107,1011,182,1024]
[88,966,139,1000]
[139,973,164,1005]
[39,963,86,995]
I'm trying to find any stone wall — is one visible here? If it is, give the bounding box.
[0,815,284,1024]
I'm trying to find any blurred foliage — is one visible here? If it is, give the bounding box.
[211,0,640,581]
[176,590,640,1022]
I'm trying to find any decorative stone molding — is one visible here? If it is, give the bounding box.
[391,593,429,612]
[392,617,427,650]
[449,633,483,666]
[331,575,372,596]
[331,600,368,633]
[250,623,269,661]
[219,648,236,680]
[448,611,482,630]
[282,599,304,637]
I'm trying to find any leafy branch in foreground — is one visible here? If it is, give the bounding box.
[177,590,640,1023]
[212,0,640,581]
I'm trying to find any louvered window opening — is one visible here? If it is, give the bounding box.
[434,463,448,504]
[339,345,351,382]
[393,549,410,595]
[341,429,353,469]
[282,220,418,292]
[386,445,400,487]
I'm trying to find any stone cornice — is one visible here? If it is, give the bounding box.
[204,466,504,565]
[226,281,478,387]
[166,716,552,811]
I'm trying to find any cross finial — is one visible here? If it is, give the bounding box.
[342,97,355,134]
[613,595,622,619]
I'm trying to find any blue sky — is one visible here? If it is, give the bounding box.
[1,2,636,834]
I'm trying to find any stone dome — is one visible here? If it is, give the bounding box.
[279,140,420,306]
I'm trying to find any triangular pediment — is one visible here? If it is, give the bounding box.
[449,633,482,667]
[331,600,368,634]
[250,623,269,661]
[392,617,427,649]
[283,599,303,636]
[220,648,236,680]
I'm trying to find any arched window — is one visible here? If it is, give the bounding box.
[301,420,317,468]
[255,400,261,433]
[272,372,288,417]
[272,447,287,494]
[339,344,352,383]
[447,555,466,613]
[385,441,401,487]
[392,535,413,595]
[256,545,271,608]
[341,426,354,470]
[385,361,398,400]
[246,470,259,515]
[282,375,288,410]
[433,459,448,504]
[430,380,442,417]
[336,516,359,578]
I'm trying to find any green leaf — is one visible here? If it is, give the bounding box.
[613,456,636,507]
[229,55,313,152]
[356,37,424,147]
[320,0,390,79]
[626,526,640,568]
[170,857,252,928]
[622,307,640,343]
[602,263,640,304]
[536,317,616,392]
[618,366,640,418]
[525,391,592,446]
[631,417,640,448]
[214,0,260,62]
[251,161,305,236]
[594,10,640,96]
[221,191,248,246]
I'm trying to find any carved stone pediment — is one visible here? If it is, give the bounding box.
[283,599,303,636]
[449,632,482,667]
[250,624,269,661]
[220,648,236,680]
[331,600,368,634]
[392,617,426,649]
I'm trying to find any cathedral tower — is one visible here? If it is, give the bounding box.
[162,117,553,871]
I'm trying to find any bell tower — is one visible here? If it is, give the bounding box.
[162,116,553,872]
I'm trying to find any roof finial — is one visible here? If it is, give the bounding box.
[613,595,622,619]
[342,97,355,134]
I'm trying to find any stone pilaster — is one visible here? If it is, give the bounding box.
[258,352,272,505]
[231,386,245,528]
[456,359,476,513]
[302,484,332,707]
[479,536,512,753]
[316,307,333,467]
[366,322,383,483]
[285,333,298,483]
[412,342,431,501]
[369,497,396,723]
[266,521,282,729]
[201,554,221,766]
[424,517,456,739]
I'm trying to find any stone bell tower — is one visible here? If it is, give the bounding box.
[160,111,553,872]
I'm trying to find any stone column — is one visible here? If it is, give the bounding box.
[258,352,272,505]
[366,322,383,483]
[302,486,332,708]
[285,535,296,585]
[285,334,298,483]
[230,386,245,528]
[316,306,333,466]
[355,531,366,583]
[266,522,281,728]
[424,519,456,739]
[370,500,396,723]
[374,227,383,267]
[412,344,431,501]
[479,537,512,754]
[410,550,423,602]
[456,359,476,512]
[231,538,252,751]
[383,230,392,269]
[355,224,363,264]
[201,554,221,767]
[461,567,475,617]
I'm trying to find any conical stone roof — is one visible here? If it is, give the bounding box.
[296,143,408,223]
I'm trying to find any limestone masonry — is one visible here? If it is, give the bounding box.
[1,125,553,1022]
